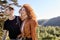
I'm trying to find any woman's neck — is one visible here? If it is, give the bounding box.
[21,15,28,21]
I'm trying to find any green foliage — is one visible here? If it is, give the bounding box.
[37,26,60,40]
[11,0,17,3]
[0,25,60,40]
[0,0,7,4]
[0,27,3,40]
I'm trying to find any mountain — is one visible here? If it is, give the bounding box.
[38,19,48,25]
[42,16,60,26]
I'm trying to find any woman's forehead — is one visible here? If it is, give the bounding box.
[20,7,25,11]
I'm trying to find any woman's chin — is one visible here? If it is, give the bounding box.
[21,19,24,21]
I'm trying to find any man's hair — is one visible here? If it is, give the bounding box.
[8,7,14,10]
[6,6,14,11]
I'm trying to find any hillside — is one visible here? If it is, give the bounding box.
[43,16,60,26]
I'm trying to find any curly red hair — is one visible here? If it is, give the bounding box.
[22,4,36,20]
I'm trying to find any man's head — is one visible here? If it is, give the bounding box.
[5,6,14,16]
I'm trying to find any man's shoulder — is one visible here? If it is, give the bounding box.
[15,16,20,18]
[15,16,20,19]
[4,19,9,23]
[16,16,21,20]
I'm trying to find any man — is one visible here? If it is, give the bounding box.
[2,6,22,40]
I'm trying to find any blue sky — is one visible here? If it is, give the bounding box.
[8,0,60,20]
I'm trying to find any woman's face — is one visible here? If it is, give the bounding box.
[19,7,27,20]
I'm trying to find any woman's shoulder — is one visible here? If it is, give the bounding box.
[29,19,37,22]
[29,19,38,28]
[29,19,37,24]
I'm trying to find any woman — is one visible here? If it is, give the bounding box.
[19,4,38,40]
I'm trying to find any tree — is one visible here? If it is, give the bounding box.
[10,0,17,3]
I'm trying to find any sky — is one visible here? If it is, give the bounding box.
[8,0,60,20]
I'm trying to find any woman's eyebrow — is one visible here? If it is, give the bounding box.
[20,9,22,11]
